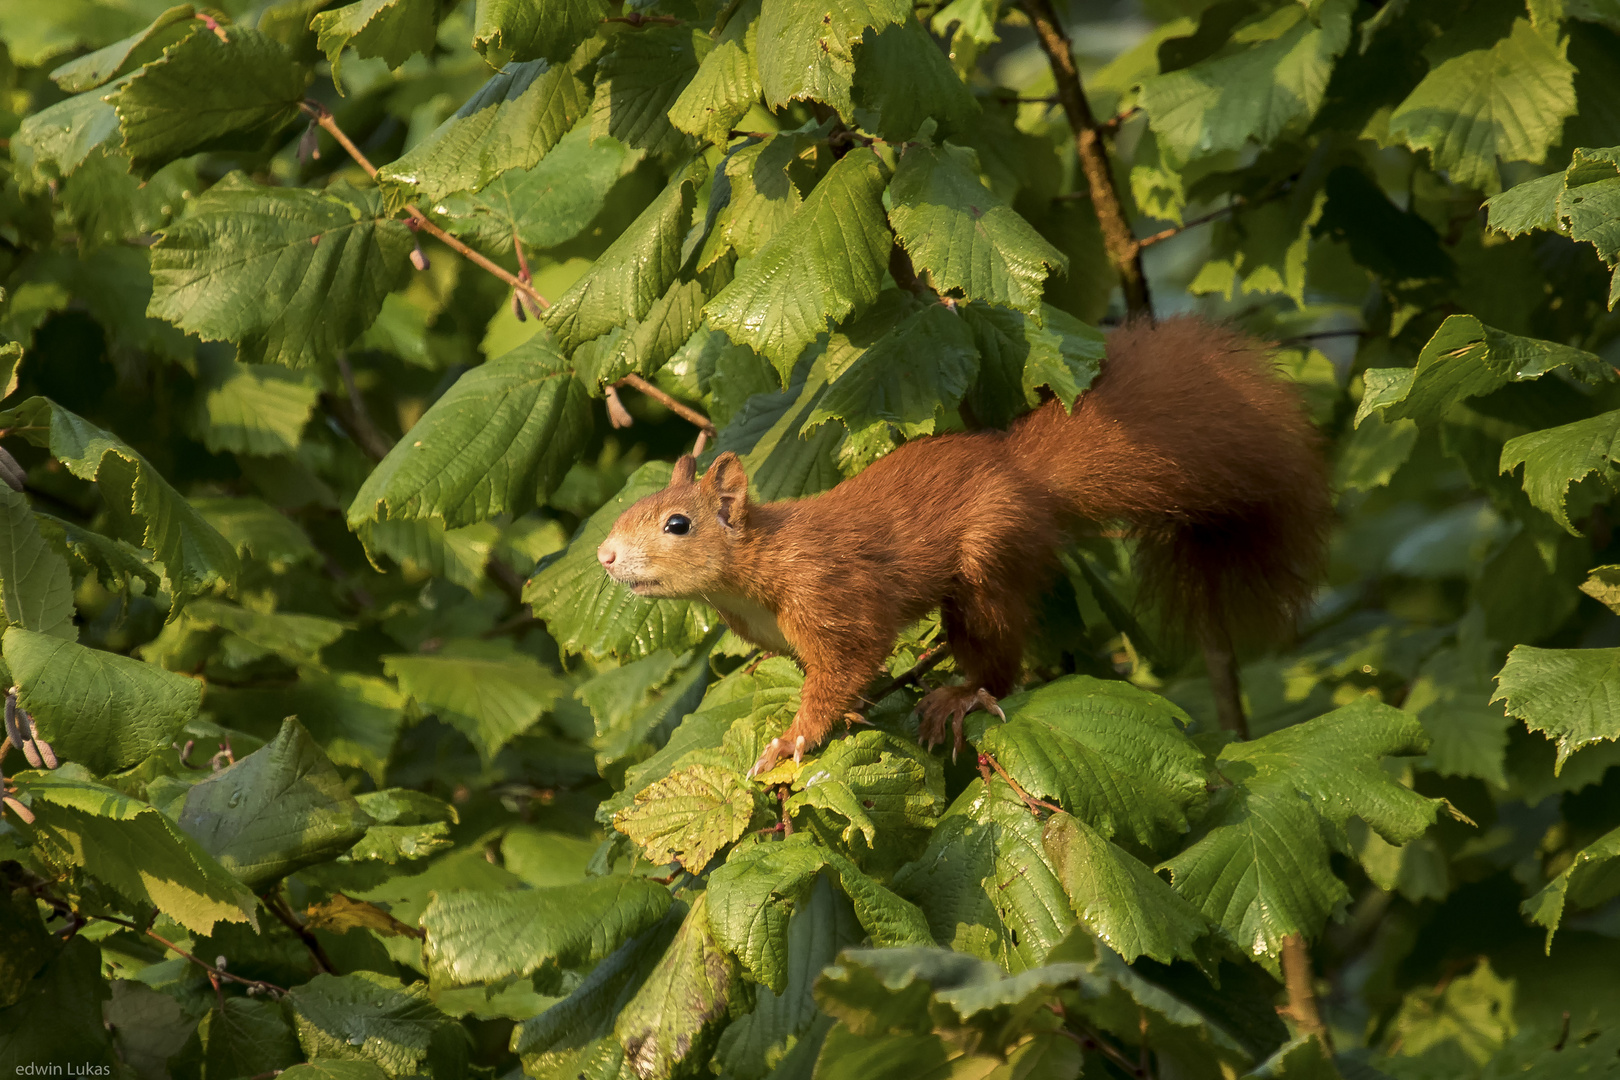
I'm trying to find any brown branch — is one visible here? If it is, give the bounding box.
[1019,0,1150,318]
[1050,1004,1154,1079]
[300,101,550,312]
[1279,934,1332,1051]
[92,913,288,997]
[615,373,717,435]
[262,889,336,975]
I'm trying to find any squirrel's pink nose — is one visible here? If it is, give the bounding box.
[597,541,618,569]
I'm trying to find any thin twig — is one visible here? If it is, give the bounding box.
[91,913,288,997]
[979,751,1063,817]
[300,101,550,312]
[262,889,336,975]
[335,355,395,462]
[1279,329,1368,345]
[615,373,717,435]
[1051,1004,1153,1078]
[869,643,950,702]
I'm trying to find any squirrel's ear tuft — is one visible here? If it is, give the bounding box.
[669,455,697,487]
[705,451,750,528]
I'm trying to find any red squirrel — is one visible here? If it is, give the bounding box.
[596,317,1331,777]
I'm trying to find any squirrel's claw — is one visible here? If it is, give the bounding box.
[916,685,1005,760]
[748,737,784,779]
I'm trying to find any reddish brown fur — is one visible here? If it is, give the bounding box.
[597,316,1330,770]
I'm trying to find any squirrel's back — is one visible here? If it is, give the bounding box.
[1009,316,1331,644]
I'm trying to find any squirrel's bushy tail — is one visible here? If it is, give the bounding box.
[1009,316,1332,646]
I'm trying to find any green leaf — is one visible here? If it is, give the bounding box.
[1500,409,1620,534]
[108,26,309,177]
[474,0,606,65]
[0,488,75,641]
[1042,812,1210,965]
[785,729,946,848]
[706,149,892,377]
[816,946,1087,1028]
[175,598,348,669]
[193,497,320,571]
[36,514,162,598]
[613,763,757,871]
[669,5,762,146]
[428,122,627,253]
[715,352,844,501]
[1488,146,1620,309]
[422,875,673,984]
[1492,645,1620,771]
[613,892,740,1080]
[348,337,593,530]
[805,294,979,447]
[358,518,499,592]
[525,462,721,661]
[49,5,197,93]
[377,43,600,207]
[287,972,450,1074]
[313,0,441,92]
[591,25,705,158]
[15,766,257,934]
[1163,697,1439,959]
[1389,19,1577,192]
[708,834,931,992]
[850,20,979,142]
[192,353,320,457]
[1521,824,1620,950]
[756,0,908,113]
[4,626,200,774]
[547,163,704,357]
[11,85,124,188]
[0,939,115,1072]
[177,717,373,889]
[887,144,1066,313]
[1405,633,1514,789]
[194,997,304,1080]
[958,302,1103,427]
[1137,0,1352,161]
[383,648,567,763]
[975,675,1209,849]
[149,179,414,369]
[892,779,1077,971]
[278,1062,392,1080]
[713,872,862,1080]
[1354,315,1615,430]
[712,132,806,262]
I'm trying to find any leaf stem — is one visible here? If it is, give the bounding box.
[299,101,551,312]
[615,373,717,436]
[978,751,1063,817]
[1018,0,1151,318]
[333,354,395,463]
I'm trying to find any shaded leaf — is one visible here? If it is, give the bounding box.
[177,717,373,889]
[108,26,309,177]
[16,766,257,934]
[313,0,441,91]
[422,875,673,984]
[5,626,200,774]
[0,488,75,641]
[287,972,449,1074]
[383,648,567,763]
[474,0,606,65]
[590,25,705,159]
[149,179,414,369]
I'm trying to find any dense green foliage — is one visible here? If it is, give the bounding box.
[2,0,1620,1077]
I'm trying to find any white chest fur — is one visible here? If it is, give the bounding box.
[711,594,795,656]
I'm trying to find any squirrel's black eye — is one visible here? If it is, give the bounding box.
[663,514,691,536]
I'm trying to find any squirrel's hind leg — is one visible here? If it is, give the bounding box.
[917,589,1027,757]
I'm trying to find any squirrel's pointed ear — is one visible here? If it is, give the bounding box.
[703,451,750,528]
[668,455,697,487]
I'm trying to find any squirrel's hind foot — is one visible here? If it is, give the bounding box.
[916,686,1005,760]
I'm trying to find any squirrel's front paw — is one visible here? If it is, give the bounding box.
[747,732,807,779]
[916,686,1006,759]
